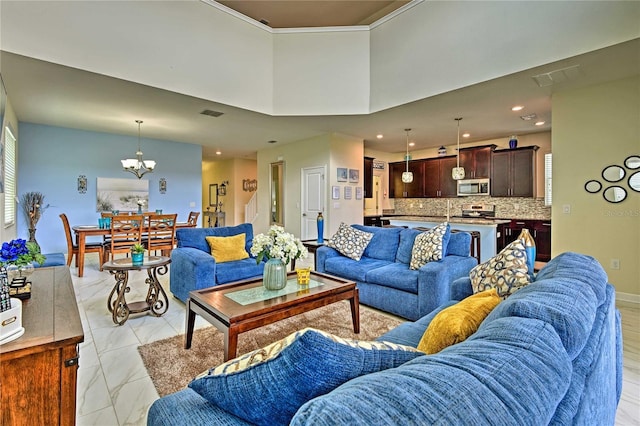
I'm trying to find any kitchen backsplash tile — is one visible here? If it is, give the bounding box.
[392,197,551,220]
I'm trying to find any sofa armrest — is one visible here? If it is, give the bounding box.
[450,277,474,301]
[170,247,217,302]
[316,246,341,273]
[416,255,477,317]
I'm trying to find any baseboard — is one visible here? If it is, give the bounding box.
[616,291,640,306]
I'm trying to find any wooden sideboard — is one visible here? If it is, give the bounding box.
[0,266,84,426]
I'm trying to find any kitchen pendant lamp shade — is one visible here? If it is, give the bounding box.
[452,117,465,180]
[122,120,156,179]
[402,128,414,183]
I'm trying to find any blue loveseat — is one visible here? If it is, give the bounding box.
[148,252,622,425]
[316,225,478,320]
[169,224,264,303]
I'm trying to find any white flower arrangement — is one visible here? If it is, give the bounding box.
[250,225,308,265]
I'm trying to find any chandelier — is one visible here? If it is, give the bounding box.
[121,120,156,179]
[401,128,414,183]
[451,117,465,180]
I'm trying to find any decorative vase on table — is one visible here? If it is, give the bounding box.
[517,228,536,276]
[28,228,39,251]
[509,135,518,149]
[263,258,287,290]
[317,212,324,244]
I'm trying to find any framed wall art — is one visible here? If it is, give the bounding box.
[332,186,340,200]
[349,169,359,183]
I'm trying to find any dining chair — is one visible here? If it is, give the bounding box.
[144,213,177,256]
[187,211,200,227]
[103,214,144,263]
[59,213,104,271]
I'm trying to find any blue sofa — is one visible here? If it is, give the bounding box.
[147,252,622,425]
[169,224,265,303]
[316,225,478,320]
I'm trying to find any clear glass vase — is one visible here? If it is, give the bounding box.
[6,263,35,283]
[263,258,287,290]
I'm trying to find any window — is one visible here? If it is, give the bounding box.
[4,125,16,226]
[544,153,552,206]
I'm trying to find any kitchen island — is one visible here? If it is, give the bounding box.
[382,215,510,263]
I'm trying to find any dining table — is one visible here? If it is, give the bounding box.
[72,220,194,277]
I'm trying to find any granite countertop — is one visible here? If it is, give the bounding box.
[381,215,512,226]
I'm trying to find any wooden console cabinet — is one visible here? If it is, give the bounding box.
[0,266,84,426]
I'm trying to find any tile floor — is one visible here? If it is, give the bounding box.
[71,253,639,425]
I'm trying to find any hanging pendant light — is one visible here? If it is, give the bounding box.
[401,128,414,183]
[121,120,156,179]
[451,117,465,180]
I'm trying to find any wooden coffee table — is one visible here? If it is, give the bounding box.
[184,271,359,361]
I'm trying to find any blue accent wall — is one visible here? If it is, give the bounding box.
[17,123,202,253]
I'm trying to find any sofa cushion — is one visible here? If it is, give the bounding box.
[215,257,264,284]
[188,327,423,426]
[469,239,531,298]
[396,228,421,264]
[324,256,391,282]
[447,231,472,257]
[326,223,374,261]
[206,234,249,263]
[417,288,501,354]
[176,224,254,254]
[351,225,402,262]
[365,263,419,293]
[291,317,572,425]
[410,222,451,269]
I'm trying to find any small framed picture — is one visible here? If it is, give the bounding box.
[344,186,352,200]
[337,168,348,182]
[355,187,363,200]
[332,186,340,200]
[349,169,359,183]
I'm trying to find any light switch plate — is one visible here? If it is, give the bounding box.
[562,204,571,214]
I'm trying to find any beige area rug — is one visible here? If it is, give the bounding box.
[138,301,404,397]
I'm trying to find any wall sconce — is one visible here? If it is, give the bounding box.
[218,180,229,196]
[159,178,167,194]
[77,175,87,194]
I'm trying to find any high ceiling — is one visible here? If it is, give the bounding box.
[1,2,638,160]
[217,0,410,28]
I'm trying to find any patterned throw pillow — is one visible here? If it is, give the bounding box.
[417,288,501,354]
[189,327,423,426]
[469,239,531,298]
[409,222,451,270]
[326,223,374,261]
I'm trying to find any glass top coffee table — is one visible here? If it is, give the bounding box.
[184,271,359,361]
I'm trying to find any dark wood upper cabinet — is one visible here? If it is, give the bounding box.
[491,146,539,197]
[459,145,496,179]
[423,156,457,198]
[389,160,425,198]
[364,157,374,198]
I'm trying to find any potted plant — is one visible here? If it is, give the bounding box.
[0,238,47,299]
[131,243,145,265]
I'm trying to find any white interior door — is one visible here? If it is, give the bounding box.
[301,166,325,240]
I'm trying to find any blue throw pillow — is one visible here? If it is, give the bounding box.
[188,327,424,426]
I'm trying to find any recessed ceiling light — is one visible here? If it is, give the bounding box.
[535,121,545,126]
[462,133,470,138]
[512,105,524,111]
[376,134,383,139]
[215,151,222,155]
[409,142,415,147]
[267,140,277,144]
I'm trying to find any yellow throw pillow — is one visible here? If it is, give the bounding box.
[206,233,249,263]
[417,289,501,354]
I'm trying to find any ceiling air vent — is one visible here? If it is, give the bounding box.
[200,109,224,117]
[532,65,582,87]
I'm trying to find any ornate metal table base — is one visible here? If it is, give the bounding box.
[104,256,171,325]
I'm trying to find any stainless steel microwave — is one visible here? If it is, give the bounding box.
[457,178,490,196]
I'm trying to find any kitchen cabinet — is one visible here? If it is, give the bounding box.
[491,146,539,197]
[423,156,457,198]
[389,160,425,198]
[496,219,551,262]
[364,157,374,199]
[459,145,496,178]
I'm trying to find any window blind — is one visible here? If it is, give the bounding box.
[4,126,16,226]
[544,153,552,206]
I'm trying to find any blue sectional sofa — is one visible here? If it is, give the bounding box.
[169,224,264,303]
[147,252,622,425]
[316,225,478,320]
